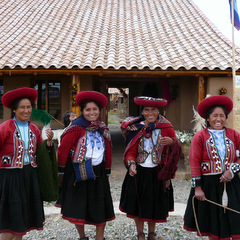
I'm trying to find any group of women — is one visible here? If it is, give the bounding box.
[0,87,240,240]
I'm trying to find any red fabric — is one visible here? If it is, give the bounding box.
[124,126,177,165]
[189,128,240,177]
[57,126,112,170]
[0,119,43,169]
[75,91,108,108]
[158,138,182,181]
[197,95,233,118]
[2,87,38,108]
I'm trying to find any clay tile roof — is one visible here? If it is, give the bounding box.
[0,0,240,71]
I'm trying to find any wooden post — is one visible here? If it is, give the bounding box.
[198,75,205,104]
[71,74,81,116]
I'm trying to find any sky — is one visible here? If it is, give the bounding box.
[192,0,240,46]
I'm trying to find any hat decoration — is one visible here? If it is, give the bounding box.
[197,95,233,118]
[76,91,108,108]
[2,87,38,108]
[134,96,167,107]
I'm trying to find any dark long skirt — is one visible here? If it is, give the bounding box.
[184,174,240,240]
[57,159,115,226]
[120,165,174,222]
[0,165,44,235]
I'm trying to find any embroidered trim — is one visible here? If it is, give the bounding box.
[230,162,240,174]
[191,177,201,188]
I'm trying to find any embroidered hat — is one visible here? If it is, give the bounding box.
[2,87,38,108]
[134,96,167,107]
[197,95,233,118]
[76,91,108,108]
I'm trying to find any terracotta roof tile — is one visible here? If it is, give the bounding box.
[1,0,240,71]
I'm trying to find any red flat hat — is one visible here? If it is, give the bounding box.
[2,87,38,108]
[76,91,108,108]
[134,96,167,107]
[197,95,233,118]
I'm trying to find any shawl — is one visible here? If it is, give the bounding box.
[62,116,111,144]
[121,115,182,181]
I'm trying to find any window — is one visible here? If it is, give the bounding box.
[35,81,61,120]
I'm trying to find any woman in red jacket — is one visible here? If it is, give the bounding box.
[119,96,181,240]
[184,95,240,240]
[0,87,54,240]
[57,91,115,240]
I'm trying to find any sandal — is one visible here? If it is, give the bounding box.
[79,237,89,240]
[137,232,145,240]
[147,232,157,240]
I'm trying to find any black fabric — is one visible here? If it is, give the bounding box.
[0,165,44,235]
[57,159,115,225]
[184,174,240,239]
[36,140,59,202]
[120,165,174,222]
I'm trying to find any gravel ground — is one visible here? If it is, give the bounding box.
[24,176,207,240]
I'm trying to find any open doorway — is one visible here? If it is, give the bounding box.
[107,87,129,128]
[107,88,129,158]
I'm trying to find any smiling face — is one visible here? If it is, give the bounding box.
[207,107,226,130]
[13,98,32,123]
[142,106,159,124]
[82,101,100,122]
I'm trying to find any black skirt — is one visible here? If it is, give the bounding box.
[57,159,115,225]
[184,174,240,240]
[0,165,44,235]
[120,165,174,222]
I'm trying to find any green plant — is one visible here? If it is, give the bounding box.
[175,130,193,144]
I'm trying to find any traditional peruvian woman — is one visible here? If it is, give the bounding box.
[56,91,115,240]
[0,87,55,240]
[184,95,240,240]
[119,96,182,240]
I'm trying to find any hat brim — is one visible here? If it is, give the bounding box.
[76,91,108,108]
[197,95,233,118]
[2,87,38,108]
[134,96,167,107]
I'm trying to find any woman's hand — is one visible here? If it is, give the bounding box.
[220,169,233,183]
[160,137,174,146]
[194,186,206,201]
[129,163,137,177]
[164,180,170,191]
[45,128,54,147]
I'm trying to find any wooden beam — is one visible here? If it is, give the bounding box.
[0,68,237,77]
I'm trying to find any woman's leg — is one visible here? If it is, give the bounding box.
[134,217,145,240]
[147,221,157,240]
[75,224,86,238]
[0,233,22,240]
[96,225,105,240]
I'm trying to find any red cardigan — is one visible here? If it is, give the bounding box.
[124,127,176,165]
[0,119,43,169]
[57,127,112,174]
[189,127,240,178]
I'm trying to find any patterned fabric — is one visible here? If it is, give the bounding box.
[0,119,41,169]
[58,116,112,175]
[65,115,111,143]
[206,130,234,174]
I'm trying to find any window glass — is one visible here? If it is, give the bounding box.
[34,81,61,120]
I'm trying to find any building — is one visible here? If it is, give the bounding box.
[0,0,240,130]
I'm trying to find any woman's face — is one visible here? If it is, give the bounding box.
[69,112,77,122]
[13,98,32,123]
[207,107,226,130]
[83,102,100,122]
[142,106,159,124]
